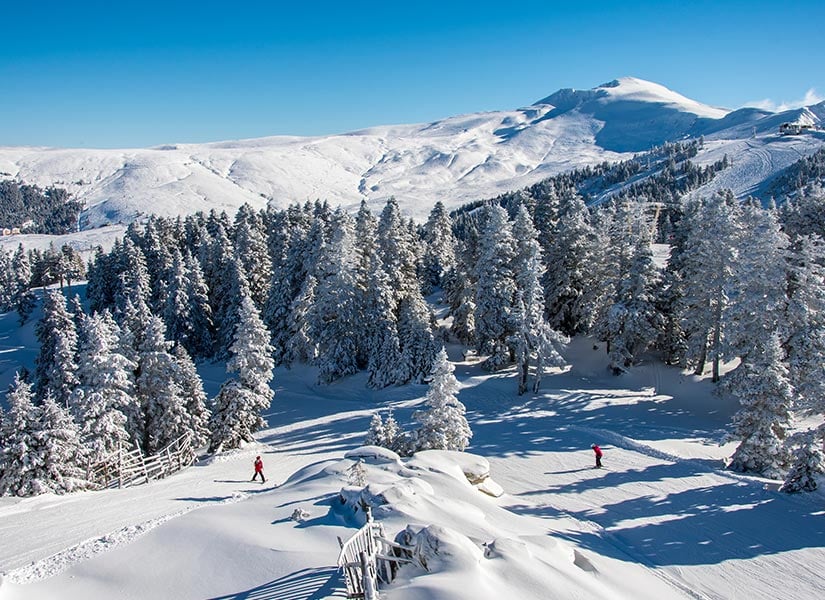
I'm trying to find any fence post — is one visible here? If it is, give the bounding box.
[118,443,123,489]
[360,551,379,600]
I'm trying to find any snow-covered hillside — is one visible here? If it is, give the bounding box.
[1,332,823,600]
[2,77,823,230]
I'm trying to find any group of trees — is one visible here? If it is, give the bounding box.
[0,241,86,321]
[366,348,472,455]
[0,281,275,496]
[80,200,445,387]
[436,178,825,490]
[4,151,825,496]
[0,180,83,234]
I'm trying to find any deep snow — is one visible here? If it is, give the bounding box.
[1,303,823,600]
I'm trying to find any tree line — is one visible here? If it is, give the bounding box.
[2,174,825,496]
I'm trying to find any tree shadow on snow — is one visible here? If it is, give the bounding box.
[206,566,347,600]
[511,467,825,565]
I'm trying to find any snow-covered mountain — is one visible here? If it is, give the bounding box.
[1,77,823,229]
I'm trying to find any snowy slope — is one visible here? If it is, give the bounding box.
[1,314,823,600]
[4,77,822,233]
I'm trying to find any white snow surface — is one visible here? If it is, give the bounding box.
[1,298,823,600]
[2,77,823,238]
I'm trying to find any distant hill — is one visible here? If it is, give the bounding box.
[0,76,823,229]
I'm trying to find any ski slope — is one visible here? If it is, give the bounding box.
[1,320,823,600]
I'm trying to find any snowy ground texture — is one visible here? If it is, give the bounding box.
[1,332,823,600]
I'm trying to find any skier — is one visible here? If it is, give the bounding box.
[591,444,603,468]
[252,455,265,483]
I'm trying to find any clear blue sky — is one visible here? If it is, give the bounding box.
[2,0,823,148]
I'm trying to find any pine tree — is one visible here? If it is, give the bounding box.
[364,259,403,389]
[34,289,79,409]
[233,204,272,309]
[11,244,36,324]
[208,294,275,452]
[172,345,211,448]
[473,205,517,370]
[726,332,793,478]
[784,235,825,415]
[421,201,457,291]
[74,312,135,461]
[396,291,438,384]
[780,431,824,493]
[412,348,472,452]
[680,193,739,381]
[377,198,419,303]
[136,316,190,454]
[543,190,594,336]
[510,207,567,394]
[365,413,386,447]
[0,374,39,496]
[309,211,360,384]
[595,204,663,374]
[0,376,90,496]
[32,394,92,494]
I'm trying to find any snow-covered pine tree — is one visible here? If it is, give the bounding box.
[377,198,420,303]
[725,204,789,364]
[214,255,252,359]
[473,205,517,370]
[510,206,567,394]
[233,203,272,310]
[780,430,824,493]
[139,217,174,315]
[136,316,189,454]
[208,293,275,452]
[784,234,825,417]
[0,247,13,311]
[10,244,35,324]
[595,203,663,374]
[421,201,457,292]
[34,289,79,409]
[542,190,594,336]
[86,244,117,314]
[412,348,471,452]
[0,374,40,496]
[365,413,386,447]
[30,393,92,494]
[74,312,136,461]
[396,290,438,384]
[262,213,292,365]
[680,192,739,381]
[172,344,211,448]
[1,376,90,496]
[309,211,360,384]
[284,273,317,366]
[364,258,403,389]
[725,331,793,478]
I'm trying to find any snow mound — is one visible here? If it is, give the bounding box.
[400,524,483,572]
[344,445,401,463]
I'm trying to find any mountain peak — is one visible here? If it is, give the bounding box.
[535,77,729,120]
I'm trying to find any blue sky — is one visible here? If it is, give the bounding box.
[2,0,823,148]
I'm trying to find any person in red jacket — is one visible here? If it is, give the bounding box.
[591,444,603,468]
[252,455,265,483]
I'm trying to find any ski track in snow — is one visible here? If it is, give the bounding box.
[3,491,250,584]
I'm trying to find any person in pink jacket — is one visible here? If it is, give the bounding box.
[252,455,265,483]
[591,444,603,468]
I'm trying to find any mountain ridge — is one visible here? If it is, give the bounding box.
[1,77,823,230]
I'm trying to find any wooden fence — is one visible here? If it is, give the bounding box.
[87,433,196,489]
[336,509,413,599]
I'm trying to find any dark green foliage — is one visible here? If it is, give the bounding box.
[0,181,83,235]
